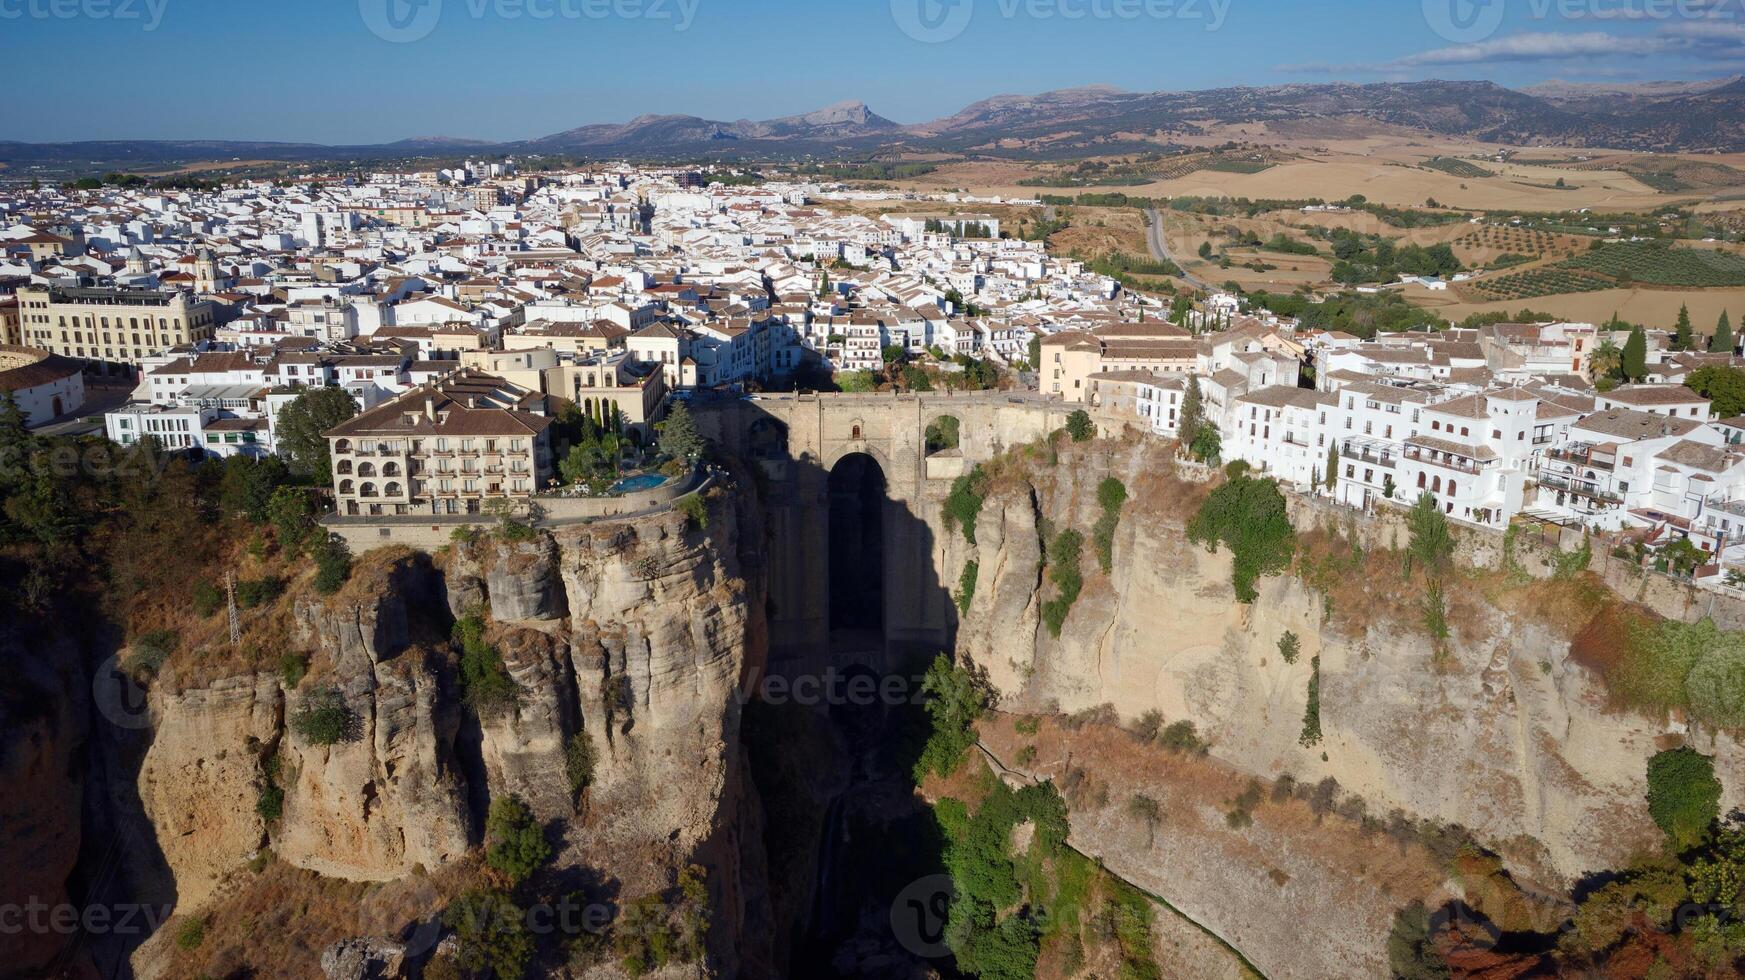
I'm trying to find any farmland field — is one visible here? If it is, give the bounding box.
[1423,157,1493,179]
[1467,268,1615,300]
[1563,241,1745,287]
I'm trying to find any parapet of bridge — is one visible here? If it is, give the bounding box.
[699,389,1071,501]
[696,391,1071,662]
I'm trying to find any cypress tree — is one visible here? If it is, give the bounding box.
[1674,304,1693,352]
[1714,312,1736,355]
[1622,325,1647,383]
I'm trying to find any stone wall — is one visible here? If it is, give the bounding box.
[1285,491,1745,628]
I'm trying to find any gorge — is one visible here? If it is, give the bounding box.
[4,394,1743,979]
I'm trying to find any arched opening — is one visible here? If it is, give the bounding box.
[925,415,962,457]
[828,453,886,637]
[748,417,789,459]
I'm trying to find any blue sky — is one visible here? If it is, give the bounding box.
[2,0,1743,142]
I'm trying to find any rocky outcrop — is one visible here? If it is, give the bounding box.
[477,625,578,821]
[952,442,1734,889]
[275,646,474,881]
[486,535,563,622]
[320,937,406,980]
[104,493,771,978]
[136,673,282,907]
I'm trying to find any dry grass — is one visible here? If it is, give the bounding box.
[159,856,478,979]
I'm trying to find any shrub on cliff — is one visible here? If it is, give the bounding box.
[1688,640,1745,731]
[485,794,551,886]
[1386,902,1449,980]
[675,493,709,530]
[565,731,596,794]
[1066,409,1094,442]
[1092,477,1127,573]
[454,614,518,714]
[291,687,358,745]
[311,535,352,595]
[1186,474,1295,603]
[955,560,979,614]
[445,889,535,979]
[1041,528,1084,637]
[944,466,988,544]
[914,654,987,781]
[1647,747,1721,850]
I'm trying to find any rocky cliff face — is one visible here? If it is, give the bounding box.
[0,631,91,977]
[109,490,769,978]
[948,439,1744,976]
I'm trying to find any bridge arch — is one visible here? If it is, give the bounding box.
[827,452,887,638]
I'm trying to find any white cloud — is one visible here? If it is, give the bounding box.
[1281,24,1745,74]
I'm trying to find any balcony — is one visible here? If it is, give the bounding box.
[1341,442,1396,468]
[1538,473,1622,504]
[1404,447,1482,476]
[1547,445,1615,471]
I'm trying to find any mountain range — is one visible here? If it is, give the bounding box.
[9,78,1745,172]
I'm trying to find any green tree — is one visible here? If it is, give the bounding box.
[1714,311,1735,355]
[1324,444,1339,493]
[445,890,535,980]
[266,487,317,555]
[1190,423,1222,465]
[1406,493,1454,575]
[311,535,352,595]
[1646,747,1721,850]
[1026,334,1042,371]
[836,370,878,393]
[1386,901,1450,980]
[1622,325,1647,383]
[1675,304,1694,352]
[485,794,551,886]
[914,654,987,781]
[658,402,706,463]
[1589,339,1623,382]
[217,455,288,523]
[1178,376,1205,448]
[275,386,358,479]
[1186,474,1295,603]
[1687,366,1745,419]
[1065,409,1094,442]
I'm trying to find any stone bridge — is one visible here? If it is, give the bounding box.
[696,391,1071,663]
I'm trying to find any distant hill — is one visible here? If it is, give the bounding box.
[9,79,1745,172]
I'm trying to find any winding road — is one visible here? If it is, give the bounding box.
[1145,207,1212,292]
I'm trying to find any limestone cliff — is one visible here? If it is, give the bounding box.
[112,489,769,978]
[947,438,1744,977]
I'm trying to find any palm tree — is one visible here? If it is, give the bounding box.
[1589,340,1623,382]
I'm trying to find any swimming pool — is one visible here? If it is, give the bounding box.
[610,473,670,495]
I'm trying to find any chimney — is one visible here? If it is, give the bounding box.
[424,395,435,421]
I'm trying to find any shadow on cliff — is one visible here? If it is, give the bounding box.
[703,398,965,978]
